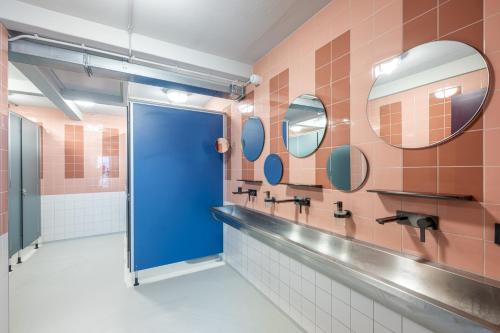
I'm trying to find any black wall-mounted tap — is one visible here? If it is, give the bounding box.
[264,194,310,213]
[376,211,438,242]
[232,187,257,200]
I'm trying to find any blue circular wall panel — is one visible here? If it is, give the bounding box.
[241,117,265,161]
[264,154,283,185]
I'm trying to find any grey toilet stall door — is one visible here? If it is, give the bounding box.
[8,113,41,257]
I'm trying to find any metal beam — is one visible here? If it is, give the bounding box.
[9,39,245,100]
[13,63,83,120]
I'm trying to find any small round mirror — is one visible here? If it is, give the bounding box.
[215,138,230,153]
[282,94,327,157]
[241,116,265,161]
[264,154,283,185]
[367,40,489,149]
[327,145,368,192]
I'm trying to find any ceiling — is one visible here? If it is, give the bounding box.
[17,0,330,64]
[8,62,213,114]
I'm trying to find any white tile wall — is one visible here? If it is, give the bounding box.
[0,233,9,333]
[41,192,127,242]
[223,224,436,333]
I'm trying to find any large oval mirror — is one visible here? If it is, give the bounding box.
[282,94,327,157]
[367,40,489,149]
[264,154,283,185]
[241,116,265,161]
[327,145,368,192]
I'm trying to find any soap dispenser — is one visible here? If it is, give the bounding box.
[333,201,351,218]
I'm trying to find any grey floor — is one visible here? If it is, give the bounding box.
[9,234,303,333]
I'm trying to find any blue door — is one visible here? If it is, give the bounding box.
[130,103,223,271]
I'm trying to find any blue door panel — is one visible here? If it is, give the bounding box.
[131,103,223,271]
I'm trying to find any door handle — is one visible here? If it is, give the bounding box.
[22,188,27,196]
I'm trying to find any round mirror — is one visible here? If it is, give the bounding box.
[327,145,368,192]
[367,40,489,149]
[264,154,283,185]
[282,94,327,157]
[215,138,230,153]
[241,116,265,161]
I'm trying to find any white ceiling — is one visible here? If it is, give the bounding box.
[17,0,330,64]
[8,62,212,114]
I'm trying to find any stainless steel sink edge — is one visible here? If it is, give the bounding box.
[211,205,499,333]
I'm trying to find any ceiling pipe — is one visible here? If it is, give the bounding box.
[8,34,247,86]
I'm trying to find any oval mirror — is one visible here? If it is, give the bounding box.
[215,138,230,153]
[282,94,327,157]
[327,145,368,192]
[264,154,283,185]
[241,116,265,161]
[367,40,489,149]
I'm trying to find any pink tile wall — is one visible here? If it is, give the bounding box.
[210,0,500,281]
[0,25,7,235]
[10,106,126,195]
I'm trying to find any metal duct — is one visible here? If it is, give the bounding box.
[9,39,247,100]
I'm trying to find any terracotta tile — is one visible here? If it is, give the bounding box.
[351,17,373,50]
[438,130,483,166]
[485,0,500,17]
[403,167,437,192]
[373,141,402,168]
[315,85,331,106]
[438,0,483,37]
[331,77,350,103]
[373,0,402,36]
[485,204,500,242]
[316,148,331,169]
[439,167,483,201]
[485,167,500,204]
[331,31,350,60]
[441,21,484,52]
[347,215,374,242]
[403,0,437,23]
[484,89,500,129]
[429,128,445,143]
[404,196,437,221]
[351,0,373,25]
[315,42,331,68]
[331,54,350,82]
[315,64,331,89]
[429,115,444,130]
[437,201,484,239]
[403,9,437,51]
[332,123,350,147]
[278,69,289,89]
[390,133,402,145]
[315,168,331,189]
[403,148,437,167]
[278,87,288,104]
[402,226,439,261]
[438,232,484,275]
[332,100,350,122]
[485,242,500,280]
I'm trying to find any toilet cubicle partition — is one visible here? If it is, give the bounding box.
[128,102,223,272]
[8,113,41,258]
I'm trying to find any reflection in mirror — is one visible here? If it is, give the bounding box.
[282,94,327,157]
[367,41,489,149]
[327,145,368,192]
[264,154,283,185]
[215,138,230,153]
[241,116,265,161]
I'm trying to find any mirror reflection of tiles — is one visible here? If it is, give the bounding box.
[2,1,500,333]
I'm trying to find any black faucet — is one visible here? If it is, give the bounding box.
[264,193,310,213]
[376,211,438,242]
[232,187,257,200]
